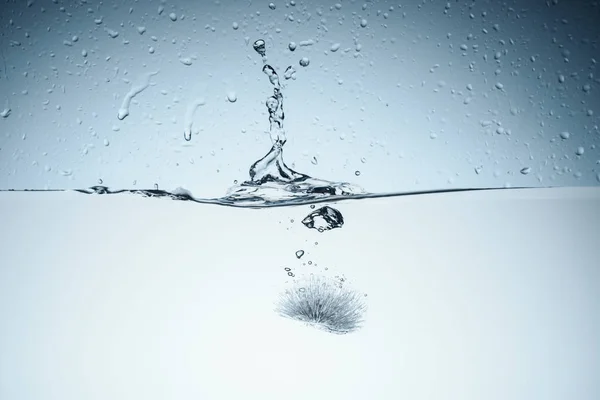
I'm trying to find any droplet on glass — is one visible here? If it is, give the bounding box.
[576,146,585,156]
[253,39,266,57]
[289,41,297,51]
[295,250,305,259]
[227,92,237,103]
[299,57,310,67]
[520,167,531,175]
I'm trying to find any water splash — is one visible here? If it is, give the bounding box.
[221,39,366,205]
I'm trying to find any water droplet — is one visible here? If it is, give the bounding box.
[560,131,570,140]
[103,138,109,146]
[288,272,295,277]
[284,66,296,80]
[232,22,239,30]
[137,26,146,34]
[299,57,310,67]
[576,146,585,156]
[355,170,361,176]
[302,206,344,232]
[0,108,10,118]
[582,84,591,93]
[269,2,276,9]
[179,57,193,66]
[169,12,177,21]
[253,39,266,57]
[330,43,341,52]
[360,18,368,28]
[284,267,291,271]
[295,250,305,259]
[98,178,103,184]
[227,92,237,103]
[289,42,297,51]
[520,167,531,175]
[558,74,565,83]
[495,82,504,90]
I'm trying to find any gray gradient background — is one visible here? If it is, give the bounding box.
[0,0,599,196]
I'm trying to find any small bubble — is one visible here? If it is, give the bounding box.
[98,178,103,184]
[308,261,312,265]
[295,250,305,259]
[288,272,294,277]
[310,204,316,209]
[355,170,361,176]
[299,57,310,67]
[284,267,291,271]
[154,183,159,190]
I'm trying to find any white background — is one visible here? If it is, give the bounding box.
[1,187,599,399]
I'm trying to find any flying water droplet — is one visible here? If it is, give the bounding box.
[302,206,344,232]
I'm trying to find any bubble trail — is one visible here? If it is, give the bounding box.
[183,98,206,141]
[117,70,159,120]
